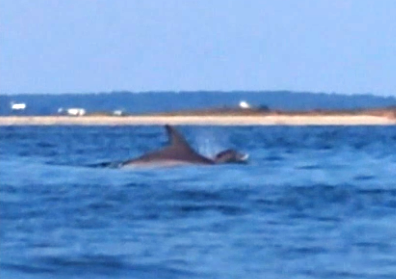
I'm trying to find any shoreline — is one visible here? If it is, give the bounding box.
[0,115,395,126]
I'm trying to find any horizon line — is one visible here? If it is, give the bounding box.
[1,90,395,99]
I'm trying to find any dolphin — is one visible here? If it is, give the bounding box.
[94,125,248,168]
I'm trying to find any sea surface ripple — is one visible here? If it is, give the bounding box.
[1,126,396,279]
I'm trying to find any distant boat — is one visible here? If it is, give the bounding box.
[10,102,26,110]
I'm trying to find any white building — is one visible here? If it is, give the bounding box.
[10,102,27,110]
[239,100,251,109]
[58,108,86,116]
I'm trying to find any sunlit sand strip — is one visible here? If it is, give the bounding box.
[0,115,395,126]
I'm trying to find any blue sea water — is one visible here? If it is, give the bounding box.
[1,125,396,278]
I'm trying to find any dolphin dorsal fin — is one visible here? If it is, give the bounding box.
[165,125,193,150]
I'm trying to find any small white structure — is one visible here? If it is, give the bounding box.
[58,107,86,116]
[239,100,251,109]
[113,110,124,116]
[67,108,86,116]
[10,102,26,110]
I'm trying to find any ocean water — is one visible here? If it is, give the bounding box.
[1,125,396,279]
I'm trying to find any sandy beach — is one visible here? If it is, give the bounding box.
[0,114,395,126]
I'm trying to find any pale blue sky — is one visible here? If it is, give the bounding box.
[1,0,395,95]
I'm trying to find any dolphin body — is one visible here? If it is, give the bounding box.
[96,125,248,168]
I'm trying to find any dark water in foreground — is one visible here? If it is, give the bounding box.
[1,126,396,278]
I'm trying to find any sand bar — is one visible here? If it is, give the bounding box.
[0,115,395,126]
